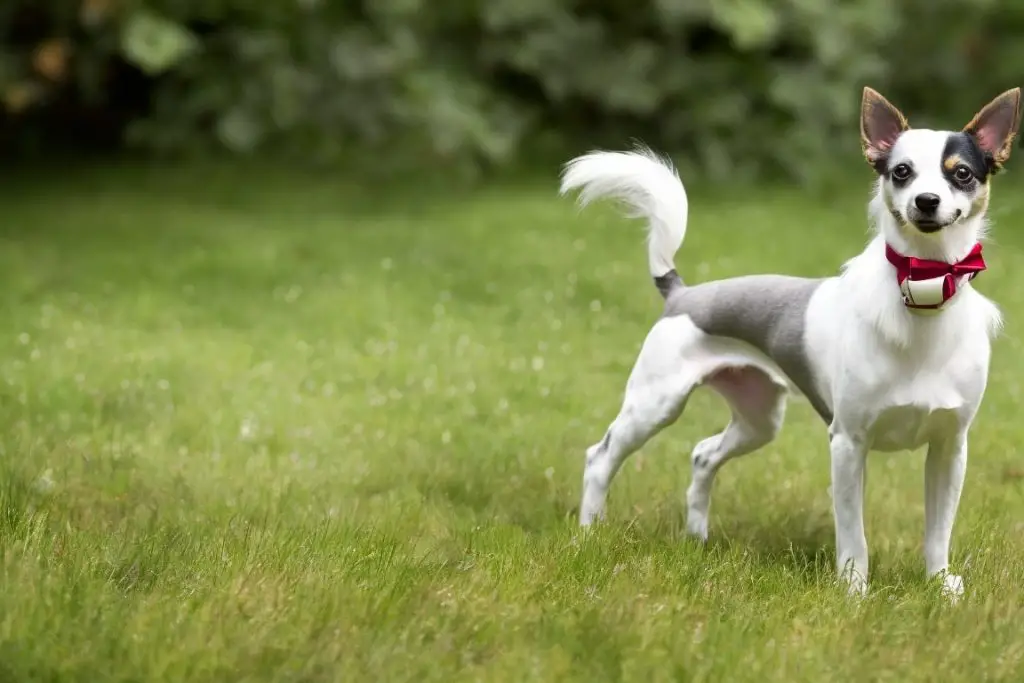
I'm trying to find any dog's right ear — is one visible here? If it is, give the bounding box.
[861,87,909,169]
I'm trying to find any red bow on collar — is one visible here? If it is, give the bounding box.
[884,242,987,309]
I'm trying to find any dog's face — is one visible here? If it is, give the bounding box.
[882,130,991,233]
[861,87,1021,237]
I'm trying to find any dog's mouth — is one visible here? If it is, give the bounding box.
[912,219,945,233]
[910,209,963,234]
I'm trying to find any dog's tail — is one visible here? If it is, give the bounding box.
[559,145,688,299]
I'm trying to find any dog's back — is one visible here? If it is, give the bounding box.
[663,275,831,421]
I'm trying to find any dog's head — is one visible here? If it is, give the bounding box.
[861,87,1021,255]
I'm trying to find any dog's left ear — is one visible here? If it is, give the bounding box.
[861,87,909,168]
[963,88,1022,168]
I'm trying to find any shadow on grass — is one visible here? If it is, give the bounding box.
[711,515,836,574]
[546,502,841,594]
[416,469,839,580]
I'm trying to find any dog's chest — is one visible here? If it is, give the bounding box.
[858,343,987,452]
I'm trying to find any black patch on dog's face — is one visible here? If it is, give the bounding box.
[943,132,992,186]
[886,161,914,189]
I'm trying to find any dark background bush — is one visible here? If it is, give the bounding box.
[1,0,1020,181]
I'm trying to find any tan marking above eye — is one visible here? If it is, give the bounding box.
[943,155,963,171]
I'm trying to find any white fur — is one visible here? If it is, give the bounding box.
[560,146,688,278]
[561,142,1003,601]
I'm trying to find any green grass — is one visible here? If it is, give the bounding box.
[2,161,1024,682]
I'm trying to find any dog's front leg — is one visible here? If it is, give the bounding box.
[925,432,968,600]
[830,430,869,596]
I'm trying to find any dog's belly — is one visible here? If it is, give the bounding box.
[867,404,963,452]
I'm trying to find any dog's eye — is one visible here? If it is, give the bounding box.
[953,165,973,183]
[891,163,912,181]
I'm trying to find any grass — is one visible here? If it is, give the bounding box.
[2,160,1024,682]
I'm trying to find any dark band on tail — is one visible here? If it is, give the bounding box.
[654,270,683,299]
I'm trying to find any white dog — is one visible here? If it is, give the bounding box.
[559,87,1021,597]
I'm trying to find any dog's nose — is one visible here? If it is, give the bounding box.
[914,193,941,213]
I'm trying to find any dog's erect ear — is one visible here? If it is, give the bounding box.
[861,87,909,168]
[963,88,1022,168]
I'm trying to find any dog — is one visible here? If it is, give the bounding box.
[558,87,1021,598]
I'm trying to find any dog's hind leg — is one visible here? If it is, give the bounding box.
[579,318,705,527]
[685,366,787,540]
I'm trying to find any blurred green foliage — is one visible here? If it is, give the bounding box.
[1,0,1021,179]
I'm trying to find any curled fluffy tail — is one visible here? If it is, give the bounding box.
[559,145,688,298]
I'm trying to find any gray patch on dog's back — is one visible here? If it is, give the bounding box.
[663,275,831,423]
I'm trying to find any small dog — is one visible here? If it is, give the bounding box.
[559,87,1021,597]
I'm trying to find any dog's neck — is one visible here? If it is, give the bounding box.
[837,188,1000,348]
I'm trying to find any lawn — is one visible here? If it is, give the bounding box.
[2,160,1024,682]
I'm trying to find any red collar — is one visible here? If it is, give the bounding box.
[884,243,986,311]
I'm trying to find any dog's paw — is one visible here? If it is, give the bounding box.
[940,573,964,603]
[684,510,709,542]
[578,499,606,528]
[845,577,869,599]
[578,510,602,529]
[838,567,869,599]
